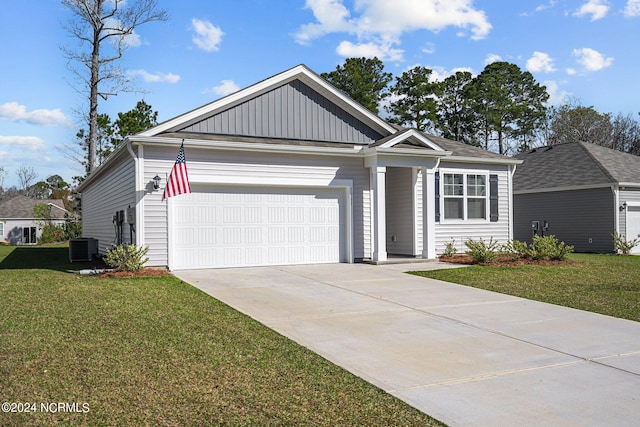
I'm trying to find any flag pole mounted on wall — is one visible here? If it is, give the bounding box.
[162,140,192,200]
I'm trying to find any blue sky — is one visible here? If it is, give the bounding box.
[1,0,639,188]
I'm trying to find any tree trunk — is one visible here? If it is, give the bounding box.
[87,1,103,172]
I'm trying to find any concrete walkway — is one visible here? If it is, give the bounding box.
[174,262,640,426]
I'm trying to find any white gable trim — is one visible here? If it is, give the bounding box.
[139,64,397,138]
[377,129,444,151]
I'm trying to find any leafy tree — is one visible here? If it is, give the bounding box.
[436,71,476,144]
[113,100,158,142]
[61,0,168,172]
[465,62,549,154]
[387,66,440,132]
[321,57,392,114]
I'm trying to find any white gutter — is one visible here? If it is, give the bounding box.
[509,164,517,241]
[612,184,620,234]
[441,155,522,166]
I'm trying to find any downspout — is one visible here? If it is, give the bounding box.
[612,184,620,235]
[509,164,517,241]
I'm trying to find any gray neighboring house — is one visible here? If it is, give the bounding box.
[513,141,640,254]
[0,195,67,245]
[78,64,520,270]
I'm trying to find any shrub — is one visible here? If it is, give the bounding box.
[612,231,640,255]
[441,239,458,257]
[501,239,529,261]
[104,243,149,272]
[465,238,500,264]
[528,235,574,261]
[40,225,66,244]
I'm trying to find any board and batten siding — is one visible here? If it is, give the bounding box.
[385,167,415,255]
[434,163,511,255]
[514,187,615,253]
[178,80,383,144]
[142,145,371,266]
[81,154,136,256]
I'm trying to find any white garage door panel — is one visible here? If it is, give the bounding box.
[627,206,640,255]
[171,185,345,269]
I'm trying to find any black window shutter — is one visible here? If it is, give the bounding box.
[490,174,499,222]
[435,171,440,222]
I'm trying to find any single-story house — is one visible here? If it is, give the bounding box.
[513,141,640,254]
[0,195,67,245]
[78,64,520,270]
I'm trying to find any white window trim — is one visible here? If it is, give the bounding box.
[0,221,4,239]
[440,169,490,223]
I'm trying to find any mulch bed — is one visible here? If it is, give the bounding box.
[439,253,575,266]
[97,268,171,278]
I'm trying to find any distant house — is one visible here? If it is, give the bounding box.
[0,196,67,245]
[78,64,520,270]
[513,142,640,254]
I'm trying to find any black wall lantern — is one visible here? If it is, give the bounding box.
[152,174,162,190]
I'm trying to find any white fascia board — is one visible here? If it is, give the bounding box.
[378,129,445,151]
[514,183,614,194]
[139,64,397,137]
[442,155,522,166]
[618,182,640,189]
[131,135,367,158]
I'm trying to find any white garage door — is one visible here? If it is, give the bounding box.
[170,184,346,269]
[627,206,640,255]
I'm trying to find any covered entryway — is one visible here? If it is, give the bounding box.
[169,184,347,269]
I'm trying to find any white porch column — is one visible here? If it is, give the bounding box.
[422,167,437,259]
[371,166,387,262]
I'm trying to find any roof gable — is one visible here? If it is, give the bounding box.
[370,129,445,151]
[139,64,396,143]
[176,79,384,144]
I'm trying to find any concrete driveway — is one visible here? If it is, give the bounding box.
[174,262,640,426]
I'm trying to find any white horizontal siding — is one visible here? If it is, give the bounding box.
[81,154,136,256]
[142,145,370,266]
[435,162,511,254]
[620,188,640,237]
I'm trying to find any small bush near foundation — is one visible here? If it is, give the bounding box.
[104,244,149,272]
[501,239,529,261]
[465,238,500,264]
[528,235,573,261]
[612,231,640,255]
[442,239,458,257]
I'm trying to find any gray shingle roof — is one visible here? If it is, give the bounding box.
[513,142,640,192]
[424,133,511,160]
[0,196,67,219]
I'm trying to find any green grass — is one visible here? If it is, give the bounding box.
[0,245,443,426]
[411,253,640,322]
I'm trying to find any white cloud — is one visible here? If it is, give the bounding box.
[526,51,556,73]
[422,42,436,54]
[191,18,224,52]
[543,80,570,105]
[210,80,240,96]
[0,136,46,151]
[484,53,502,65]
[0,102,71,127]
[536,1,557,12]
[625,0,640,16]
[295,0,492,61]
[426,65,474,82]
[103,17,142,48]
[573,47,613,71]
[566,68,577,75]
[129,69,181,83]
[574,0,610,21]
[336,40,403,61]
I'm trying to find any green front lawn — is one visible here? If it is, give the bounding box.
[0,245,442,426]
[411,253,640,322]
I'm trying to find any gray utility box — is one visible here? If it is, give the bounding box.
[69,238,99,262]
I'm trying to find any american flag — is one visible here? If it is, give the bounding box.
[162,142,192,200]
